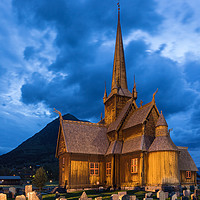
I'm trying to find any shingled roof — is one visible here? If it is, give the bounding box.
[123,102,153,130]
[156,111,168,127]
[61,120,109,155]
[148,136,178,152]
[107,99,133,133]
[122,135,154,154]
[178,146,198,171]
[106,140,122,155]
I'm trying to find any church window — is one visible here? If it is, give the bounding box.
[186,171,191,178]
[106,162,111,175]
[131,158,138,173]
[90,162,99,175]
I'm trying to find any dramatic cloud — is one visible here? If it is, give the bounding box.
[0,0,200,166]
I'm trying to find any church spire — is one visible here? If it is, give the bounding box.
[132,75,137,100]
[111,2,128,94]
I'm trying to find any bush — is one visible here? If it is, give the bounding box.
[33,167,48,191]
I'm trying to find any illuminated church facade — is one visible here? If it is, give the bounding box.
[56,6,198,189]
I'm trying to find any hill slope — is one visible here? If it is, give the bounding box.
[0,114,79,173]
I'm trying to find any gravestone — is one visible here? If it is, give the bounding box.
[15,195,26,200]
[9,187,16,198]
[95,197,102,200]
[175,192,180,197]
[164,192,168,199]
[118,192,127,196]
[129,195,137,200]
[143,198,153,200]
[183,190,190,197]
[121,195,130,200]
[159,191,165,200]
[171,194,177,200]
[111,194,119,200]
[191,194,196,200]
[27,191,40,200]
[25,185,32,197]
[145,193,152,198]
[79,192,88,200]
[0,194,7,200]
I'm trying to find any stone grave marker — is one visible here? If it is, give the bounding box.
[175,192,180,197]
[25,185,32,197]
[27,191,40,200]
[183,190,190,197]
[9,187,16,198]
[171,194,177,200]
[145,193,152,198]
[111,194,119,200]
[0,194,7,200]
[121,195,130,200]
[143,198,153,200]
[164,192,168,199]
[159,191,165,200]
[118,192,127,196]
[95,197,102,200]
[15,195,26,200]
[129,195,137,200]
[191,194,196,200]
[79,192,88,200]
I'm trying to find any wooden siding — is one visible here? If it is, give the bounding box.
[59,153,70,187]
[122,125,143,140]
[180,171,197,185]
[144,107,158,137]
[147,151,179,186]
[57,129,66,156]
[60,154,105,189]
[120,152,142,187]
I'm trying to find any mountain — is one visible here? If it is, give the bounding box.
[0,113,80,179]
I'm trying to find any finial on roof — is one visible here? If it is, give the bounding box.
[140,100,143,107]
[132,75,137,100]
[103,81,107,99]
[156,111,168,127]
[152,88,158,104]
[54,108,63,121]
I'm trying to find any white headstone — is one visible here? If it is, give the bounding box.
[0,194,7,200]
[9,187,16,195]
[171,194,177,200]
[118,192,127,196]
[111,194,119,200]
[143,198,153,200]
[95,197,102,200]
[129,195,137,200]
[25,185,32,197]
[15,195,26,200]
[164,192,168,199]
[159,191,165,200]
[79,192,88,200]
[145,193,152,198]
[27,192,40,200]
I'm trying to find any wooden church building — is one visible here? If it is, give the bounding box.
[56,5,198,189]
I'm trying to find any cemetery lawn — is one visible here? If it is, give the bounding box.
[42,190,147,200]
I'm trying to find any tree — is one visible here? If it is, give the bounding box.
[32,167,48,191]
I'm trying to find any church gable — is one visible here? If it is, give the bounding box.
[56,125,67,157]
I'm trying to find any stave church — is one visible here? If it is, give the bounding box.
[56,5,198,189]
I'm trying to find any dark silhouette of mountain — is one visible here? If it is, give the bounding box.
[0,114,80,178]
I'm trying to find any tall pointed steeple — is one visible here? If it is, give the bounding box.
[111,3,131,97]
[103,2,132,125]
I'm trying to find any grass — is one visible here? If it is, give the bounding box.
[42,190,146,200]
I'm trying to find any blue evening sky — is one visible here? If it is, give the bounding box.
[0,0,200,166]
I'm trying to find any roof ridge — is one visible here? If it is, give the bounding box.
[136,101,152,111]
[62,120,106,127]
